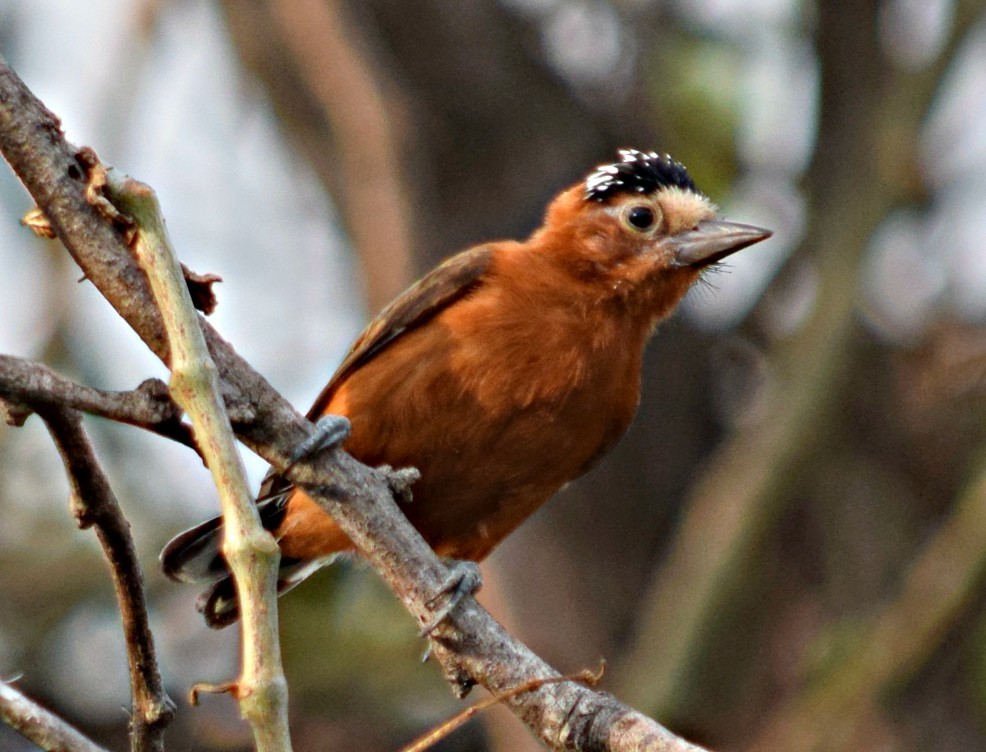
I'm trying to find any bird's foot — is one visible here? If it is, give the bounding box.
[420,560,483,636]
[377,464,420,504]
[286,414,351,471]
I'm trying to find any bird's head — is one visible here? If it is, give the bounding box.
[532,150,771,320]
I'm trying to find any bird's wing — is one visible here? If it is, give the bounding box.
[306,245,495,419]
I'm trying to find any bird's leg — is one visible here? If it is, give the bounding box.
[286,414,351,471]
[420,559,483,636]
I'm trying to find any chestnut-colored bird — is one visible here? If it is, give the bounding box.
[162,149,771,628]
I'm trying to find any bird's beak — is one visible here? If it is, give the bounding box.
[669,220,772,267]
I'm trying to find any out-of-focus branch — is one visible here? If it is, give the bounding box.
[746,443,986,751]
[616,0,884,712]
[272,0,415,308]
[0,54,706,751]
[224,0,415,310]
[0,355,198,453]
[0,680,109,752]
[37,405,174,752]
[616,0,984,716]
[100,168,290,752]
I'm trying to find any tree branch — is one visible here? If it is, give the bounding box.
[0,53,705,751]
[100,167,291,752]
[36,405,174,752]
[0,680,109,752]
[0,355,198,453]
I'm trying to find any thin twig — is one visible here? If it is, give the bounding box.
[0,355,198,453]
[99,166,291,752]
[0,680,109,752]
[401,662,606,752]
[37,405,174,752]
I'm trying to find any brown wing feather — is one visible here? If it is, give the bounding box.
[305,245,494,419]
[256,246,494,500]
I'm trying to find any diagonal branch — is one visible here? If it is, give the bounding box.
[37,405,175,752]
[0,53,705,751]
[0,680,109,752]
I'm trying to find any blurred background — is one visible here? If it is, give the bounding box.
[2,0,986,750]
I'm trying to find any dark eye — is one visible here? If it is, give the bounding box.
[627,206,655,231]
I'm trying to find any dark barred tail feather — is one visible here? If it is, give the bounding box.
[161,492,332,629]
[196,555,337,629]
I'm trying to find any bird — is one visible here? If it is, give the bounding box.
[161,149,772,629]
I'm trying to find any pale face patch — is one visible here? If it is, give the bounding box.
[601,188,718,239]
[655,186,718,236]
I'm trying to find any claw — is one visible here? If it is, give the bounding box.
[287,414,351,470]
[378,464,420,504]
[420,560,483,636]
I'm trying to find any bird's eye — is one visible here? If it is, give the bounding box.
[622,204,660,233]
[628,207,654,229]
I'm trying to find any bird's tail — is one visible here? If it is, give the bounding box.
[160,493,334,629]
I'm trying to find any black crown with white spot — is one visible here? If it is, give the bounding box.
[585,149,698,202]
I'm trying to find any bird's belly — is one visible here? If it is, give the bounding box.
[401,417,584,558]
[322,315,641,560]
[345,384,633,560]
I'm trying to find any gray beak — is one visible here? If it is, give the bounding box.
[670,219,772,267]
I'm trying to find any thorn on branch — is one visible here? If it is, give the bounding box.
[0,396,32,426]
[69,488,97,530]
[423,644,476,699]
[21,206,56,238]
[447,669,476,700]
[189,680,242,707]
[181,263,222,315]
[76,147,135,240]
